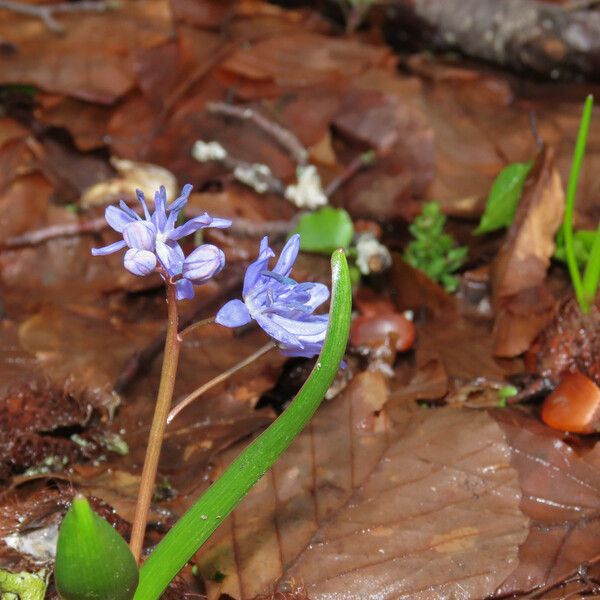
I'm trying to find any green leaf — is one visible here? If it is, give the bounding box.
[0,569,48,600]
[563,94,594,313]
[582,222,600,308]
[292,206,354,254]
[135,250,353,600]
[555,228,598,266]
[474,161,532,234]
[55,496,139,600]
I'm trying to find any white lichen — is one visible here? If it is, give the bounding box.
[355,232,392,275]
[191,140,228,162]
[284,165,328,209]
[233,163,273,194]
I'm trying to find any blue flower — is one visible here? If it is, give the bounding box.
[92,185,231,300]
[216,234,329,358]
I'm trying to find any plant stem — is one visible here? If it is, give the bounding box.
[129,283,181,563]
[177,317,215,339]
[135,250,352,600]
[167,341,276,424]
[564,94,593,313]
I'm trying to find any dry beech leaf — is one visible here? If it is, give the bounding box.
[0,0,172,103]
[491,147,564,357]
[195,372,528,599]
[494,409,600,595]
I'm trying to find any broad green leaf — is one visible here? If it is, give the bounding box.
[475,161,532,234]
[293,206,354,254]
[135,250,352,600]
[55,496,138,600]
[0,569,48,600]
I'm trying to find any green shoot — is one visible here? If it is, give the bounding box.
[563,94,594,313]
[404,202,468,293]
[134,249,352,600]
[582,223,600,309]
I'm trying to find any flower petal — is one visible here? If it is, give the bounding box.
[243,237,275,296]
[152,186,167,230]
[91,239,127,256]
[272,234,300,277]
[123,221,156,250]
[254,313,302,348]
[280,341,323,358]
[135,189,151,220]
[168,183,193,213]
[169,214,232,241]
[156,238,185,276]
[215,299,252,328]
[182,244,225,284]
[269,313,328,338]
[123,248,157,276]
[175,279,195,301]
[105,205,136,233]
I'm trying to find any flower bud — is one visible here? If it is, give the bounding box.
[124,248,157,276]
[123,220,155,251]
[54,495,138,600]
[182,244,225,284]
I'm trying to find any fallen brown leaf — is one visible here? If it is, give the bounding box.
[491,146,565,357]
[195,372,528,599]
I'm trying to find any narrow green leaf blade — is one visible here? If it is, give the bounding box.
[292,206,354,254]
[135,249,352,600]
[55,496,139,600]
[564,94,593,313]
[582,222,600,308]
[474,161,532,234]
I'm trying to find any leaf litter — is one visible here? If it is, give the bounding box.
[1,0,600,598]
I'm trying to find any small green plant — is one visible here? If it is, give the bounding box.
[474,161,533,234]
[560,94,600,314]
[403,202,468,293]
[54,193,352,600]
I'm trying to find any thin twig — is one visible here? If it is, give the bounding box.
[524,554,600,598]
[2,216,108,248]
[167,341,276,424]
[207,102,309,166]
[325,150,377,197]
[177,317,214,340]
[0,0,112,33]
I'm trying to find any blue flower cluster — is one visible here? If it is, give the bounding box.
[93,186,329,358]
[92,185,231,300]
[216,235,329,358]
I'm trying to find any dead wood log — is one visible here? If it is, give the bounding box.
[379,0,600,79]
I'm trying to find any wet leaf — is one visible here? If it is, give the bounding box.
[195,373,528,599]
[494,409,600,595]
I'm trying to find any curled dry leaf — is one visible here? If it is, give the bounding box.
[195,372,528,599]
[491,147,565,357]
[80,158,177,208]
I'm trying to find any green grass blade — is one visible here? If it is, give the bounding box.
[582,222,600,309]
[135,249,352,600]
[564,94,593,313]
